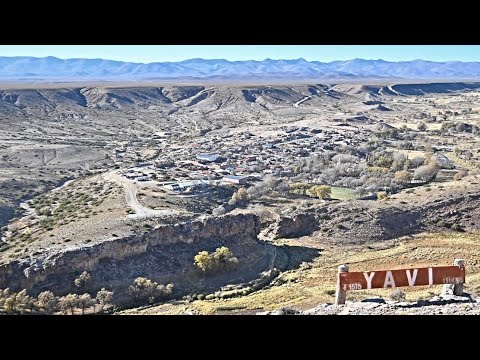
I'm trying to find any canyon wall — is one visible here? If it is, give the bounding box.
[0,214,264,297]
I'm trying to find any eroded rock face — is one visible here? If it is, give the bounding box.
[263,190,480,244]
[0,203,15,228]
[0,214,262,297]
[268,213,318,239]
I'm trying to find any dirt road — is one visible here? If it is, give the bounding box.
[103,171,181,219]
[293,96,311,107]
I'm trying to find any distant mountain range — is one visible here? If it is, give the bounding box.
[1,57,480,81]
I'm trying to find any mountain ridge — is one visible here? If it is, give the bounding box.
[1,56,480,81]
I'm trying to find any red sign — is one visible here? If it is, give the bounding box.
[339,265,465,291]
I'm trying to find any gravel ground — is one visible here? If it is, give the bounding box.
[259,289,480,315]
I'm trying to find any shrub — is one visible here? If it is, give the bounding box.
[456,123,466,132]
[368,151,394,168]
[289,182,310,195]
[436,220,447,228]
[318,213,331,220]
[391,152,407,171]
[377,191,388,200]
[229,187,248,206]
[413,165,439,182]
[331,154,359,164]
[390,289,406,301]
[307,185,331,199]
[417,122,427,131]
[74,271,91,289]
[451,223,463,232]
[453,171,467,181]
[394,170,412,185]
[194,246,239,274]
[96,288,113,312]
[367,166,389,174]
[212,206,227,216]
[129,277,174,304]
[410,157,426,169]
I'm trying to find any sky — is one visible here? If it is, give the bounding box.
[0,45,479,63]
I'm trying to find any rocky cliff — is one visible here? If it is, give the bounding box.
[264,212,319,239]
[0,214,266,301]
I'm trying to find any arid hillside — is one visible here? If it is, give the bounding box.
[1,81,480,314]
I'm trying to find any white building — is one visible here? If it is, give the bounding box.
[222,175,246,185]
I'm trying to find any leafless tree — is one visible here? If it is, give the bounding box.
[58,294,79,315]
[74,271,92,290]
[96,288,113,312]
[36,291,58,314]
[78,293,95,315]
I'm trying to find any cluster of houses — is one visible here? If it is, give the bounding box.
[116,125,371,194]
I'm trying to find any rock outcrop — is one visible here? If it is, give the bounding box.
[0,214,264,301]
[265,213,318,240]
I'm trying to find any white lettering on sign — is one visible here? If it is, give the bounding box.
[363,272,376,289]
[443,277,463,284]
[383,271,396,288]
[428,267,433,286]
[349,283,362,290]
[406,269,418,287]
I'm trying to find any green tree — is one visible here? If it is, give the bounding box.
[194,247,239,274]
[213,246,239,272]
[193,251,213,272]
[308,185,331,199]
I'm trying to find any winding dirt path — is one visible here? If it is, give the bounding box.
[103,171,181,219]
[293,96,312,108]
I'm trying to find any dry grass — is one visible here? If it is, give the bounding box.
[330,186,357,201]
[397,150,427,158]
[1,175,127,261]
[445,152,478,171]
[390,122,443,131]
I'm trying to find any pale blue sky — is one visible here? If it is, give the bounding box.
[0,45,479,63]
